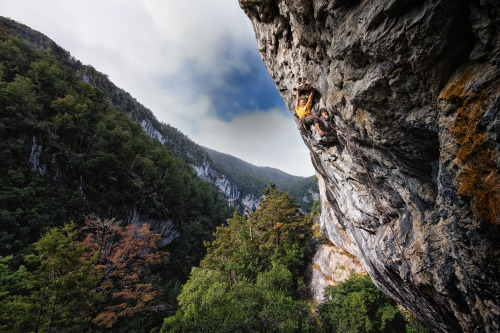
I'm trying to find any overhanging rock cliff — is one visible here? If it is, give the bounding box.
[239,0,500,332]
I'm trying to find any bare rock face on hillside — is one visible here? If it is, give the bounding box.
[309,243,365,303]
[239,0,500,332]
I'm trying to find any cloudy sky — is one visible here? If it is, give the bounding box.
[1,0,315,177]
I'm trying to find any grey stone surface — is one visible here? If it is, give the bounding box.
[309,243,365,304]
[239,0,500,332]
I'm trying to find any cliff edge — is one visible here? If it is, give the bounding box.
[239,0,500,332]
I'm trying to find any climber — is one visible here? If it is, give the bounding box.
[295,88,325,136]
[316,107,340,145]
[318,108,331,133]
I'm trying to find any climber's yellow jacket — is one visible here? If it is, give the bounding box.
[295,101,312,119]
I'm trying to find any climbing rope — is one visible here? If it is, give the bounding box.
[311,115,420,332]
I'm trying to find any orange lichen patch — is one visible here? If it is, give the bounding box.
[443,63,500,225]
[355,107,366,124]
[458,164,500,223]
[439,68,472,101]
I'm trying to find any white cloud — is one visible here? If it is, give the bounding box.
[143,0,256,75]
[191,108,314,177]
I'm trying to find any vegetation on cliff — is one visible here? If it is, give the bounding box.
[319,274,428,333]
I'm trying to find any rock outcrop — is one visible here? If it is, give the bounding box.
[309,243,365,304]
[239,0,500,332]
[141,109,262,210]
[191,156,262,210]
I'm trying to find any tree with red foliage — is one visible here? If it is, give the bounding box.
[79,217,168,328]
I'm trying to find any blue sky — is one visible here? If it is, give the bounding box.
[1,0,314,177]
[161,48,287,123]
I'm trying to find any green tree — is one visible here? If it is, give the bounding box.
[0,256,29,332]
[0,224,102,333]
[0,256,27,298]
[162,184,317,332]
[162,267,315,333]
[318,273,425,333]
[3,74,40,116]
[202,184,313,282]
[248,184,313,281]
[0,35,32,81]
[28,55,69,103]
[311,198,321,217]
[27,223,102,332]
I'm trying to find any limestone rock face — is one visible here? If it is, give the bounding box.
[309,243,365,304]
[191,156,262,211]
[239,0,500,332]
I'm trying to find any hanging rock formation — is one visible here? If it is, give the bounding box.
[239,0,500,332]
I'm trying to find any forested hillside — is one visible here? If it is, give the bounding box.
[1,17,318,214]
[0,17,233,331]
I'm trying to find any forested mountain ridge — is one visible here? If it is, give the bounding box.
[204,147,318,211]
[0,16,318,212]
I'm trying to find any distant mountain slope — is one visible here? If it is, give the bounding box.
[80,62,319,212]
[0,16,318,212]
[203,147,318,211]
